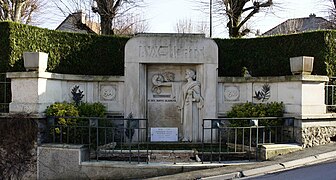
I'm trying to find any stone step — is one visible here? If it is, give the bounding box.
[259,143,302,160]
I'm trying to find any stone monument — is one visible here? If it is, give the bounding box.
[124,33,218,142]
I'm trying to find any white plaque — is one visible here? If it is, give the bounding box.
[151,128,178,142]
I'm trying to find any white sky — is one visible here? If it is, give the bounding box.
[40,0,333,38]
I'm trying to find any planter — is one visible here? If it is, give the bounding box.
[290,56,314,75]
[23,52,48,72]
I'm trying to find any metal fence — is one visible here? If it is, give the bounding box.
[47,116,294,163]
[202,117,295,162]
[0,73,11,113]
[47,116,149,163]
[326,77,336,112]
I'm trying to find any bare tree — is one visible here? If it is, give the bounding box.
[325,0,336,23]
[0,0,45,24]
[175,19,194,34]
[222,0,273,37]
[52,0,144,35]
[113,14,149,35]
[175,18,209,36]
[198,0,274,37]
[92,0,144,35]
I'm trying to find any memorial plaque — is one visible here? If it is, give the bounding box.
[150,128,178,142]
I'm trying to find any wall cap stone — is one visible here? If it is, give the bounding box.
[6,71,124,82]
[219,75,329,83]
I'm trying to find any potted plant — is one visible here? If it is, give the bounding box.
[290,56,314,75]
[23,52,48,72]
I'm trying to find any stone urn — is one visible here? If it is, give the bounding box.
[23,52,48,72]
[290,56,314,75]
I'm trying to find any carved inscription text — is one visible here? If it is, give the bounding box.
[139,46,205,59]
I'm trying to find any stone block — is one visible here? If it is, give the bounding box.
[37,144,89,179]
[259,143,302,160]
[23,52,48,72]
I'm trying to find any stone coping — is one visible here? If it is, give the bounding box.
[0,112,46,119]
[7,72,328,83]
[218,75,329,83]
[6,71,124,82]
[40,143,87,149]
[259,143,302,149]
[135,33,205,38]
[81,161,226,168]
[99,150,195,153]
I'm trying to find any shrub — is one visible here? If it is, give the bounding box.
[0,115,37,179]
[46,102,79,134]
[226,102,285,127]
[77,102,107,117]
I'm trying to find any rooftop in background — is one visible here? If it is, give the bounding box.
[56,11,100,35]
[261,14,336,36]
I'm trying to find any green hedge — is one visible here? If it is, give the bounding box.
[215,31,333,76]
[0,21,129,75]
[0,22,10,72]
[1,21,336,76]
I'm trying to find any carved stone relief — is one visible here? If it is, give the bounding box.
[253,84,271,102]
[150,72,175,99]
[100,84,117,101]
[151,72,175,94]
[224,85,240,101]
[68,83,86,101]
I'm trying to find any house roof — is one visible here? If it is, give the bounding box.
[262,14,336,36]
[56,11,100,34]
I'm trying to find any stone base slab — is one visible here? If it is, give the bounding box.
[259,143,302,160]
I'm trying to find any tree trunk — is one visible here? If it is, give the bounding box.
[100,15,114,35]
[334,0,336,8]
[13,1,25,22]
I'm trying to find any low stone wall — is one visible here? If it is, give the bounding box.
[218,75,328,118]
[293,118,336,148]
[301,126,336,148]
[37,144,222,179]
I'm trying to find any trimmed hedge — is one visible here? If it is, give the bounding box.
[215,31,333,76]
[0,22,10,72]
[0,21,129,75]
[1,21,336,76]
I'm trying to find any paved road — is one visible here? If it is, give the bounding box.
[247,160,336,180]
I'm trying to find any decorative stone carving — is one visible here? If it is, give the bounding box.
[180,69,204,142]
[151,72,175,94]
[224,86,240,101]
[253,84,271,102]
[68,83,86,102]
[100,85,117,101]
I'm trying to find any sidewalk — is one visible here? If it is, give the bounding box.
[146,142,336,180]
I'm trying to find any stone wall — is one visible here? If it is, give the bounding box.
[301,126,336,148]
[7,72,124,115]
[218,75,328,118]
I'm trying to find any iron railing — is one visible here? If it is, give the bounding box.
[0,73,11,113]
[47,116,148,163]
[202,117,295,163]
[326,77,336,112]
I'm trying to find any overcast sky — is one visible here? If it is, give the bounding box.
[40,0,333,38]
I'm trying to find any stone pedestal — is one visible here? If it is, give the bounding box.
[23,52,48,72]
[290,56,314,75]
